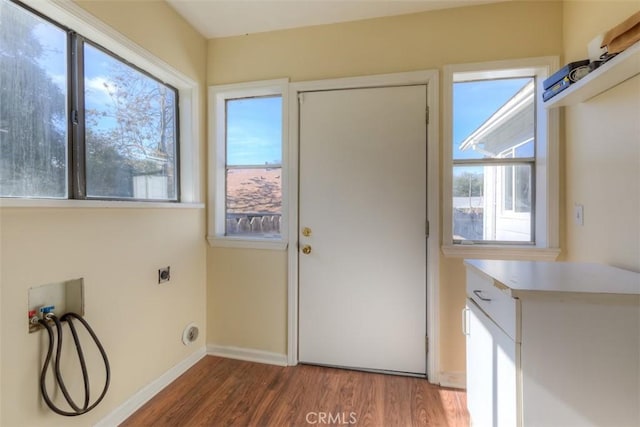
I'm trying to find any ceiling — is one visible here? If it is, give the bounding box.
[166,0,505,39]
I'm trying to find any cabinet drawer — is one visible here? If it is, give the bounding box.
[466,267,519,341]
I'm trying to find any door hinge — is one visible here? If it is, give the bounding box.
[425,220,430,237]
[72,110,79,125]
[298,93,305,104]
[425,335,429,355]
[425,106,430,125]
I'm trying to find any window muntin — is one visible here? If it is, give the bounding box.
[0,0,68,198]
[224,96,282,237]
[452,77,535,244]
[0,0,179,202]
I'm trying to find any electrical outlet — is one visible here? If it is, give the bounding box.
[158,266,171,284]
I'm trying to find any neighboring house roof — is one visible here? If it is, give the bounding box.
[459,80,534,157]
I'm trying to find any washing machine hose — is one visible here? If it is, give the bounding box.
[38,313,110,416]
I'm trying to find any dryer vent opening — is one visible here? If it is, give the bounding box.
[182,323,199,345]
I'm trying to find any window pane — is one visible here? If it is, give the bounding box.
[504,166,514,210]
[226,168,281,237]
[514,164,531,213]
[453,77,534,160]
[0,0,68,198]
[226,96,282,166]
[453,164,532,243]
[84,43,178,200]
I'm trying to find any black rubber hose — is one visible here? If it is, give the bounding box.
[65,315,91,410]
[37,313,110,416]
[51,315,86,412]
[60,312,110,413]
[38,318,79,417]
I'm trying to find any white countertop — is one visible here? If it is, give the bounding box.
[465,259,640,296]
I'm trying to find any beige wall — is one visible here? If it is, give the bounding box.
[207,249,287,353]
[206,1,564,374]
[563,0,640,272]
[208,1,562,85]
[0,1,207,425]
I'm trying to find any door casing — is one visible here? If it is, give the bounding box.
[286,70,440,383]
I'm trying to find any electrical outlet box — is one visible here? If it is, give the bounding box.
[158,266,170,284]
[28,278,84,333]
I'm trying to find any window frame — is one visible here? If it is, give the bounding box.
[442,57,561,260]
[207,79,289,250]
[1,0,201,207]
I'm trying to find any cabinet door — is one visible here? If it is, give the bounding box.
[466,299,519,427]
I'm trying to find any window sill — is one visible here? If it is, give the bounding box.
[0,198,205,209]
[207,235,288,251]
[441,244,561,261]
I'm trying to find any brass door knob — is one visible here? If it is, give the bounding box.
[301,245,312,255]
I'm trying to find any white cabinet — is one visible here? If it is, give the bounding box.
[464,260,640,427]
[465,299,518,427]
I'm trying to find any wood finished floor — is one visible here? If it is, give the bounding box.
[122,356,469,427]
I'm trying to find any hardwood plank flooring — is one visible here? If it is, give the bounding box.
[122,356,469,427]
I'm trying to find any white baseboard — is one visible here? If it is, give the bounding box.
[207,344,288,367]
[95,346,206,427]
[438,371,466,389]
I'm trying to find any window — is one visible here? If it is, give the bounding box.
[208,80,288,248]
[225,96,282,237]
[1,0,68,198]
[1,0,180,202]
[83,42,178,200]
[443,58,560,259]
[453,77,534,243]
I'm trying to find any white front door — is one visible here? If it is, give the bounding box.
[298,85,427,375]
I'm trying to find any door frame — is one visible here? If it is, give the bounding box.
[286,70,441,383]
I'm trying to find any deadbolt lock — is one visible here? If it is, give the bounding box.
[302,227,312,237]
[301,245,312,255]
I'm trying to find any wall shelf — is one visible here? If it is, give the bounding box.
[544,41,640,108]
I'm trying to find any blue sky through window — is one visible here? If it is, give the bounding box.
[226,96,282,166]
[32,19,66,91]
[453,78,531,160]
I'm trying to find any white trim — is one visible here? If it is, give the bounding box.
[207,344,288,367]
[287,70,440,384]
[439,371,467,389]
[18,0,201,204]
[442,56,560,252]
[206,236,288,251]
[442,245,561,261]
[179,88,202,204]
[94,347,206,427]
[0,199,204,209]
[292,70,441,92]
[207,79,290,247]
[286,86,300,367]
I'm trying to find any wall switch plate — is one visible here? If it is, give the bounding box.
[158,266,170,284]
[574,204,584,226]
